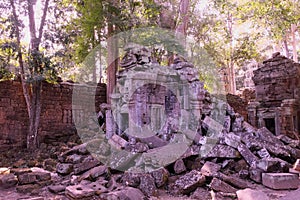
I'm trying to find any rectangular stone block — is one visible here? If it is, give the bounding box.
[262,173,299,190]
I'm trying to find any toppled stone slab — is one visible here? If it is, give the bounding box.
[139,135,168,149]
[210,177,237,193]
[17,171,51,185]
[200,161,220,177]
[262,173,299,190]
[73,156,100,175]
[224,132,241,148]
[173,170,206,195]
[78,165,107,181]
[236,188,269,200]
[65,184,95,199]
[206,145,240,158]
[217,173,249,189]
[237,143,258,167]
[257,148,271,159]
[202,116,223,133]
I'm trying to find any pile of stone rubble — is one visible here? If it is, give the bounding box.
[1,48,300,200]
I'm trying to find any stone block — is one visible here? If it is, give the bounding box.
[200,161,220,177]
[257,148,270,159]
[48,185,66,194]
[262,173,299,190]
[73,156,100,175]
[206,145,240,158]
[65,184,95,199]
[174,159,186,174]
[209,177,237,193]
[151,167,169,188]
[224,133,241,148]
[174,170,206,195]
[138,174,158,197]
[0,174,18,188]
[108,134,128,149]
[122,172,140,187]
[56,163,73,175]
[256,158,281,172]
[0,167,10,175]
[202,116,223,133]
[237,143,258,167]
[217,173,248,189]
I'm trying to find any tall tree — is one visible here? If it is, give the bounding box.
[9,0,50,149]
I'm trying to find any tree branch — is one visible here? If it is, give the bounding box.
[38,0,50,45]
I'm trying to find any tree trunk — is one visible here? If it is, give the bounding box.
[291,24,298,62]
[282,38,289,58]
[176,0,190,43]
[106,24,118,104]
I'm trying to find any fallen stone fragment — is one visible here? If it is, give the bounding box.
[237,143,258,167]
[206,145,240,158]
[151,167,169,188]
[249,167,263,183]
[242,122,256,134]
[16,184,40,193]
[190,187,211,199]
[0,173,18,188]
[217,173,249,189]
[138,174,158,197]
[262,173,299,190]
[101,186,145,200]
[173,170,206,195]
[87,181,108,194]
[48,185,66,194]
[236,188,269,200]
[108,134,128,149]
[56,163,73,175]
[224,132,241,148]
[18,171,51,185]
[125,142,149,153]
[202,116,223,134]
[60,143,88,161]
[73,156,100,175]
[139,135,168,149]
[65,184,95,199]
[200,161,220,177]
[256,158,282,172]
[65,154,85,164]
[109,150,139,171]
[223,116,231,133]
[257,148,270,159]
[174,159,186,174]
[211,191,237,200]
[122,172,140,187]
[256,127,283,145]
[78,165,107,181]
[209,177,237,193]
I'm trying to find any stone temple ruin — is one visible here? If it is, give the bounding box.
[108,46,211,143]
[248,52,300,139]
